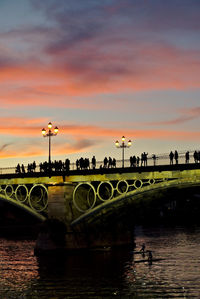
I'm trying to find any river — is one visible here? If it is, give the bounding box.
[0,225,200,298]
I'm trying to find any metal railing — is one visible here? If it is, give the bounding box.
[0,150,198,175]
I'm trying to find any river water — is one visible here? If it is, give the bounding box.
[0,225,200,298]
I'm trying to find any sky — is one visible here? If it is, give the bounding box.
[0,0,200,168]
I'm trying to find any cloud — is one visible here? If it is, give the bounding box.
[0,143,13,152]
[0,0,199,108]
[32,0,200,32]
[0,114,200,160]
[0,145,44,159]
[1,39,199,107]
[0,116,199,140]
[56,139,97,155]
[147,107,200,126]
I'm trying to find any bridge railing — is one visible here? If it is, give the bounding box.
[90,151,194,169]
[0,151,197,175]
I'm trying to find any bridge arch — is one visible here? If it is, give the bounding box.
[0,183,48,221]
[0,193,46,221]
[71,178,200,227]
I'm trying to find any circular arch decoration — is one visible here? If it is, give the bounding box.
[5,185,14,198]
[117,180,129,194]
[73,182,96,213]
[134,179,143,189]
[148,179,155,185]
[15,185,29,203]
[97,181,114,202]
[28,184,48,212]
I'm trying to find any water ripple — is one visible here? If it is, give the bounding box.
[0,226,200,298]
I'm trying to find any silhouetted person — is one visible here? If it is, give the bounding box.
[169,151,174,165]
[79,157,84,170]
[152,154,156,166]
[141,153,144,166]
[104,157,108,168]
[132,155,136,167]
[86,158,90,169]
[92,156,96,169]
[175,150,178,164]
[65,158,70,171]
[185,151,189,164]
[16,163,21,174]
[136,156,140,167]
[194,151,198,163]
[40,161,48,173]
[140,243,145,252]
[108,157,112,168]
[32,161,36,172]
[21,164,25,174]
[130,156,136,167]
[27,163,33,172]
[143,152,148,166]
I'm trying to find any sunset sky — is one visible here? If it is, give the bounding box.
[0,0,200,168]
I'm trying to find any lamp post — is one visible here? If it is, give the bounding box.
[115,136,131,168]
[42,122,58,171]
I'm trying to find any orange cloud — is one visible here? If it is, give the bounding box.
[0,41,200,110]
[0,116,200,162]
[0,116,200,141]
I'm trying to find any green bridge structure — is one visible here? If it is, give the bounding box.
[0,153,200,249]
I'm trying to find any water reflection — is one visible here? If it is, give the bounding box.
[124,226,200,298]
[0,226,200,298]
[0,239,38,298]
[36,249,131,298]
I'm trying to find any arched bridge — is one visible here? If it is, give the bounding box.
[0,163,200,230]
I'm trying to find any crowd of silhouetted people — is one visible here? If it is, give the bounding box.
[15,150,200,174]
[76,156,117,169]
[39,159,70,172]
[102,157,116,168]
[16,161,36,174]
[130,152,149,167]
[193,151,200,163]
[169,150,200,165]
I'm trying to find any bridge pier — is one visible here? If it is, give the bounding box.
[47,183,133,250]
[48,184,74,229]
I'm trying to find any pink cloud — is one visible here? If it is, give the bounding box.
[0,36,200,110]
[147,107,200,126]
[0,115,200,160]
[0,116,199,140]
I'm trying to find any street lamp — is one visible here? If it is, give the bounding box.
[42,122,58,171]
[115,136,131,168]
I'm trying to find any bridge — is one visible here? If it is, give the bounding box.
[0,153,200,248]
